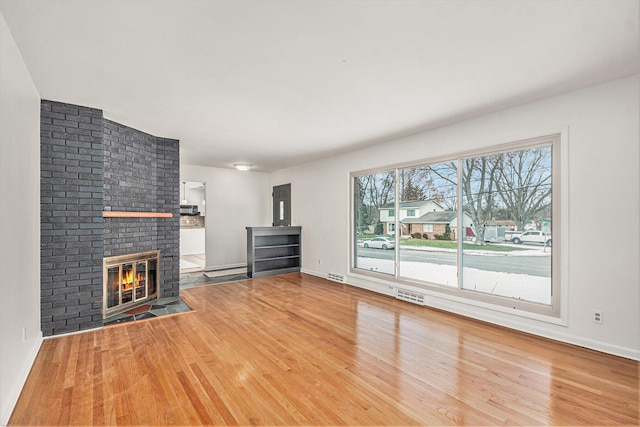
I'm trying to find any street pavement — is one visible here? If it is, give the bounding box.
[356,245,551,277]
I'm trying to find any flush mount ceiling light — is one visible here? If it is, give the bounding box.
[234,163,253,171]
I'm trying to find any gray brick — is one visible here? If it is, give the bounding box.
[41,100,180,335]
[50,104,79,115]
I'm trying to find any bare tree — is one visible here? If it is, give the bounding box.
[461,155,500,245]
[362,171,395,208]
[425,160,498,244]
[354,176,370,233]
[356,146,552,243]
[354,171,395,233]
[398,167,433,201]
[424,163,458,210]
[492,147,552,231]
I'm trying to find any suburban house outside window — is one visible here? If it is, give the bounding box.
[351,134,560,317]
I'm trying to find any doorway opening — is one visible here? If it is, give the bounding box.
[180,181,206,272]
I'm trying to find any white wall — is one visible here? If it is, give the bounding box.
[271,74,640,360]
[180,228,206,255]
[0,13,43,425]
[181,165,271,270]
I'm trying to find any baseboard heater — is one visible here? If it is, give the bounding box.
[396,288,426,305]
[327,273,345,283]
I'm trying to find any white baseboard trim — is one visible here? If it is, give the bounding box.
[428,295,640,361]
[300,269,640,361]
[43,326,103,340]
[1,332,44,426]
[205,262,245,272]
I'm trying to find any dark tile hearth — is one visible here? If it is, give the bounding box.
[104,272,247,326]
[103,297,191,326]
[127,304,152,315]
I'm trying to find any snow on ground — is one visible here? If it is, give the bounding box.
[356,257,551,305]
[397,243,552,257]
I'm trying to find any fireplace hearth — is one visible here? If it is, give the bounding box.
[104,251,160,317]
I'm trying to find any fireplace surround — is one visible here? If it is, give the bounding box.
[104,250,160,317]
[40,100,180,336]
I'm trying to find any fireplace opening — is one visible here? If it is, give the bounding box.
[104,250,160,317]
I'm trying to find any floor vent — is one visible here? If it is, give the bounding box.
[396,289,426,305]
[327,273,345,283]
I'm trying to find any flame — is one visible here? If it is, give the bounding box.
[121,270,145,291]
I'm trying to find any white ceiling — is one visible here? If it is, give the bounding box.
[1,0,638,172]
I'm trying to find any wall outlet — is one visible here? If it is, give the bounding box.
[318,258,321,265]
[592,310,603,324]
[22,326,27,342]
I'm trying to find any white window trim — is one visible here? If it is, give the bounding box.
[349,132,567,322]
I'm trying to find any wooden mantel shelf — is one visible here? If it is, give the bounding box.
[103,211,173,218]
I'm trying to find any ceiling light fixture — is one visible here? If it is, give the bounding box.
[181,181,188,205]
[234,163,253,171]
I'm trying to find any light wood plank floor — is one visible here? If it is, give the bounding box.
[10,273,639,426]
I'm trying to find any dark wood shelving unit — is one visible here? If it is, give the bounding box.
[246,226,301,278]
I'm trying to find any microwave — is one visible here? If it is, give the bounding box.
[180,205,199,216]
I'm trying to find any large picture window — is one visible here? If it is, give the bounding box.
[354,170,395,275]
[351,135,559,316]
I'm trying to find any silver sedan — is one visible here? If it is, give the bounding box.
[362,237,395,250]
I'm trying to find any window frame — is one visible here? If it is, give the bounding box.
[350,133,563,319]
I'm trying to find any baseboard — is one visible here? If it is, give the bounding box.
[1,331,43,426]
[429,296,640,361]
[301,268,396,296]
[548,333,639,360]
[300,268,322,279]
[43,325,103,340]
[205,262,245,272]
[301,269,640,361]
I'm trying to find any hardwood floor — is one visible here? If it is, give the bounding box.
[9,273,639,426]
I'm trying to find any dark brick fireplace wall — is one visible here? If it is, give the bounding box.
[102,119,180,298]
[40,101,104,336]
[40,100,179,336]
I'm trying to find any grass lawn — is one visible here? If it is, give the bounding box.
[357,234,528,252]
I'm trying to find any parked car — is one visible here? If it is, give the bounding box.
[504,231,522,241]
[362,237,395,250]
[511,230,551,246]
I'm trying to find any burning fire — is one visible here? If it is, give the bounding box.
[121,270,145,291]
